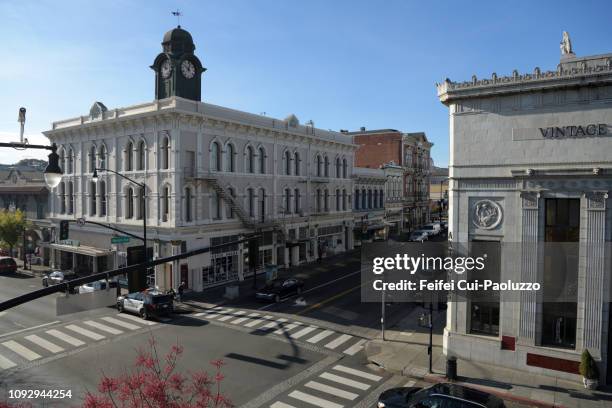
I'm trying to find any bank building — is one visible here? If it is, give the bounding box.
[43,26,356,291]
[437,33,612,383]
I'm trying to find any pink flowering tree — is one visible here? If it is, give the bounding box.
[83,336,232,408]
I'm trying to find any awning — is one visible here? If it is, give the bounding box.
[50,243,113,257]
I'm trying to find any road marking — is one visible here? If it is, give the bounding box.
[45,329,85,347]
[24,335,64,353]
[2,340,41,361]
[273,322,301,335]
[290,326,318,339]
[288,390,343,408]
[332,365,383,382]
[259,318,288,331]
[296,284,362,316]
[116,313,156,325]
[210,308,234,320]
[319,372,369,390]
[270,402,296,408]
[84,320,123,335]
[101,316,141,330]
[218,310,245,322]
[342,339,366,356]
[304,381,358,400]
[231,312,259,325]
[324,334,352,350]
[245,314,272,328]
[66,324,105,340]
[0,354,16,370]
[404,380,416,387]
[306,329,334,344]
[0,321,61,339]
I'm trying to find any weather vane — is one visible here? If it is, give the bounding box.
[172,9,182,27]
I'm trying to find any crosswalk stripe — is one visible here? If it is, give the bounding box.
[304,381,358,400]
[24,335,64,353]
[319,372,369,391]
[273,322,301,335]
[101,317,141,330]
[195,307,222,317]
[404,380,416,387]
[2,340,41,361]
[232,312,260,325]
[194,312,206,317]
[288,390,343,408]
[66,324,105,340]
[116,313,157,325]
[0,354,16,370]
[245,314,272,328]
[46,329,85,347]
[342,339,366,356]
[209,308,233,320]
[270,402,296,408]
[259,318,288,331]
[84,320,123,335]
[306,329,334,344]
[324,334,352,350]
[332,365,383,382]
[219,310,245,322]
[290,326,318,339]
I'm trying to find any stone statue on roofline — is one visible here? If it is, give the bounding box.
[560,31,574,58]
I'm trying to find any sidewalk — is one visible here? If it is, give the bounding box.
[365,308,612,408]
[14,259,50,277]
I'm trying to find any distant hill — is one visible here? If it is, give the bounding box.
[0,158,47,171]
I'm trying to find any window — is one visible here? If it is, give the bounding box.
[324,156,329,177]
[336,157,341,178]
[324,189,329,212]
[161,136,169,170]
[374,190,378,209]
[294,152,300,176]
[99,181,107,216]
[98,145,106,169]
[380,189,384,207]
[137,187,145,220]
[211,142,221,171]
[90,182,97,216]
[59,149,66,174]
[126,141,133,171]
[294,188,300,213]
[226,144,235,172]
[137,140,145,170]
[316,189,322,213]
[361,189,366,209]
[342,158,347,178]
[368,189,372,209]
[247,188,255,217]
[67,148,74,174]
[316,155,322,177]
[335,189,340,211]
[126,187,134,219]
[284,188,291,214]
[210,190,221,220]
[258,147,266,174]
[258,189,266,220]
[284,150,291,175]
[246,146,255,173]
[469,241,500,336]
[342,189,347,211]
[162,186,170,221]
[68,182,74,214]
[59,182,66,214]
[89,146,96,172]
[227,188,235,219]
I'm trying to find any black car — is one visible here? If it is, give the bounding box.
[377,383,506,408]
[255,278,304,302]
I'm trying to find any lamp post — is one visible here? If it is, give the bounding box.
[92,168,148,291]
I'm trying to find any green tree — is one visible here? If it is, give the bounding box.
[0,209,26,256]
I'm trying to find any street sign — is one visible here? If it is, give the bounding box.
[111,236,130,244]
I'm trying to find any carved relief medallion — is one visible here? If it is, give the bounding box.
[472,200,503,229]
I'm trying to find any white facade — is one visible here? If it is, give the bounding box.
[44,97,356,290]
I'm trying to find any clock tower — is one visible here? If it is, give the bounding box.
[151,26,205,101]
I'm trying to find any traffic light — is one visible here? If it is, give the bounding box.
[248,237,259,270]
[59,220,69,241]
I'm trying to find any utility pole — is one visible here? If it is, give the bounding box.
[428,298,434,373]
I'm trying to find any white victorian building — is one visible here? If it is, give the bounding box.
[43,26,356,291]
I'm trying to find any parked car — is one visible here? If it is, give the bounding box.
[421,223,441,237]
[0,257,17,274]
[255,278,304,302]
[77,279,118,294]
[117,290,173,320]
[408,231,429,243]
[377,383,505,408]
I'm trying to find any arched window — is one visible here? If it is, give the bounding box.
[316,155,322,177]
[342,189,347,211]
[68,181,74,214]
[137,140,145,170]
[161,186,170,221]
[59,149,66,174]
[284,150,291,175]
[126,187,134,219]
[246,146,255,173]
[67,148,74,174]
[294,188,300,213]
[324,156,330,177]
[98,145,106,169]
[227,187,235,218]
[90,182,97,216]
[89,146,96,173]
[324,189,329,212]
[211,190,222,220]
[126,142,133,171]
[362,188,367,209]
[225,144,235,172]
[368,189,373,209]
[316,189,322,213]
[137,187,145,220]
[161,136,169,170]
[335,189,340,211]
[99,181,107,216]
[258,147,266,174]
[335,157,341,178]
[342,158,348,178]
[374,190,379,209]
[294,152,300,176]
[185,187,193,222]
[247,188,255,217]
[284,188,291,213]
[211,142,221,171]
[355,189,360,210]
[379,189,384,207]
[258,188,266,220]
[59,182,66,214]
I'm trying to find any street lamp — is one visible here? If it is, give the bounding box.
[43,146,63,189]
[92,167,149,291]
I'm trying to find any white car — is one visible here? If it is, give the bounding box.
[408,231,429,242]
[117,290,173,320]
[78,279,115,294]
[421,223,441,236]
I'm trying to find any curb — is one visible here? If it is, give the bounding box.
[421,374,568,408]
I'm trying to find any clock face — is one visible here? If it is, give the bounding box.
[161,60,172,79]
[181,60,196,79]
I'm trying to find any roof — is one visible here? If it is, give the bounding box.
[347,129,400,135]
[0,186,48,194]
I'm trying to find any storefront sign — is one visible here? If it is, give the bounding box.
[539,124,608,139]
[59,239,80,247]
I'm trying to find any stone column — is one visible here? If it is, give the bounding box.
[519,191,540,344]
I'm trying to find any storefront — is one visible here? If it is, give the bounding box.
[50,241,112,274]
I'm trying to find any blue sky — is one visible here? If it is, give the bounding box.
[1,0,611,166]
